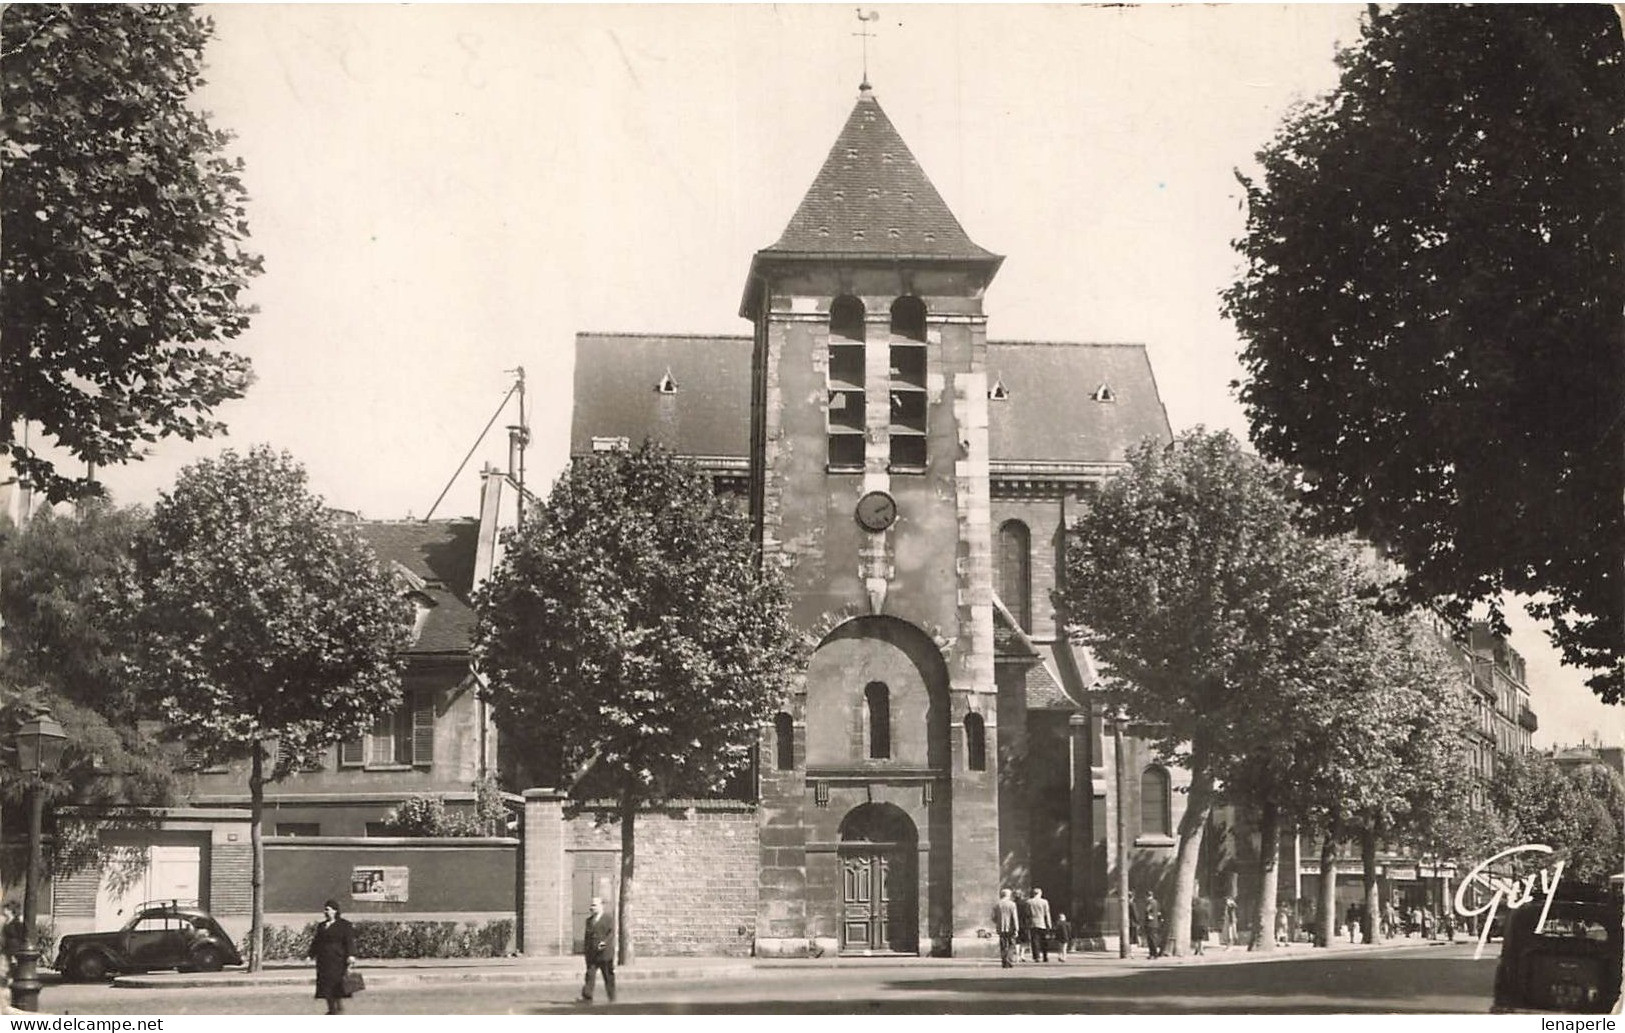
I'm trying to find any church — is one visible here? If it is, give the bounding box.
[569,83,1187,956]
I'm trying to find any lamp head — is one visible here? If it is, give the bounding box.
[16,709,67,775]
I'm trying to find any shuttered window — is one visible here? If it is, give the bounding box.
[340,691,434,769]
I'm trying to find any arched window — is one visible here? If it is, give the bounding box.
[827,295,866,470]
[773,712,794,770]
[1140,765,1171,837]
[865,682,891,760]
[889,296,926,341]
[997,520,1032,631]
[829,295,866,342]
[964,712,986,771]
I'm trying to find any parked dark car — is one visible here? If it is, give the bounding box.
[1491,885,1622,1013]
[54,901,242,981]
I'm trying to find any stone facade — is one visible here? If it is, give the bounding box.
[569,86,1177,957]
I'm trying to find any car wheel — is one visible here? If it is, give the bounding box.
[191,945,224,972]
[71,952,110,982]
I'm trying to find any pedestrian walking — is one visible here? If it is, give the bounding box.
[1222,894,1239,948]
[1130,891,1148,954]
[580,896,616,1003]
[1145,895,1165,959]
[1383,900,1398,938]
[992,889,1020,969]
[1346,903,1360,943]
[1026,887,1052,962]
[1275,906,1289,946]
[1,903,23,975]
[1191,896,1210,955]
[307,899,356,1015]
[1053,912,1072,961]
[1014,890,1031,962]
[1420,907,1435,941]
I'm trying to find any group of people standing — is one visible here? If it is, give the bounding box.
[991,888,1072,968]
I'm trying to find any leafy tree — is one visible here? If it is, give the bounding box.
[2,4,262,502]
[132,446,408,970]
[0,506,183,881]
[1061,429,1349,956]
[1339,613,1478,946]
[1489,751,1624,886]
[1223,5,1625,702]
[474,442,804,964]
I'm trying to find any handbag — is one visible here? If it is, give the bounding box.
[341,969,366,994]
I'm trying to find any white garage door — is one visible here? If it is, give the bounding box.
[95,845,202,927]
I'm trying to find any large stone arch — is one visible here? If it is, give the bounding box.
[803,615,951,770]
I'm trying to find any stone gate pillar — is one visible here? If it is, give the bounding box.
[521,788,568,956]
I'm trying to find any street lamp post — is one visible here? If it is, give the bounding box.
[11,709,67,1012]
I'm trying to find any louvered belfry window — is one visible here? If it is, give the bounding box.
[888,296,927,470]
[827,295,867,471]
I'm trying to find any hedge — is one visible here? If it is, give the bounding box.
[255,919,515,960]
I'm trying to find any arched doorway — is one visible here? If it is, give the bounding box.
[838,803,919,954]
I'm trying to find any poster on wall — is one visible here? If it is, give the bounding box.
[350,865,410,902]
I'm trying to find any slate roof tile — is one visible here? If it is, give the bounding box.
[764,90,996,262]
[570,335,1171,465]
[356,520,478,656]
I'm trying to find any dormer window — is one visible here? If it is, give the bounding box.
[1092,383,1116,403]
[989,378,1009,401]
[656,368,679,395]
[405,590,435,645]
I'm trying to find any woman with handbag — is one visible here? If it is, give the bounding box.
[308,900,358,1014]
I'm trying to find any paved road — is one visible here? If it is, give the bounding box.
[38,942,1497,1015]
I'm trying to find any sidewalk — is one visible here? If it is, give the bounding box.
[114,955,754,990]
[1062,933,1466,968]
[112,935,1461,989]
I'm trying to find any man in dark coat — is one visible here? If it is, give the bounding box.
[580,897,616,1003]
[1129,890,1148,952]
[1145,895,1165,958]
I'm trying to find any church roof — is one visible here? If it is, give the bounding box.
[569,333,1171,466]
[759,89,997,263]
[986,342,1172,465]
[570,333,754,460]
[356,519,478,655]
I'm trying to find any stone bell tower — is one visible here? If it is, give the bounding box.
[741,84,1006,957]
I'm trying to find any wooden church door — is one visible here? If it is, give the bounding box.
[841,851,890,952]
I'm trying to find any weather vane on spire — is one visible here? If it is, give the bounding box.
[854,9,879,90]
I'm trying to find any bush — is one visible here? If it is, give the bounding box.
[255,919,515,960]
[377,777,509,837]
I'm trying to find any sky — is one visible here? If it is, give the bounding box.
[73,4,1616,749]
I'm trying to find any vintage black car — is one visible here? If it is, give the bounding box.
[1491,885,1622,1013]
[54,901,242,981]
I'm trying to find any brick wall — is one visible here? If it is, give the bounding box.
[565,802,758,956]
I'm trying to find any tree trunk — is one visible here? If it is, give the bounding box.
[1316,817,1338,948]
[248,739,265,973]
[1361,825,1381,945]
[1113,712,1130,959]
[1250,799,1280,952]
[1165,757,1215,957]
[617,793,635,966]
